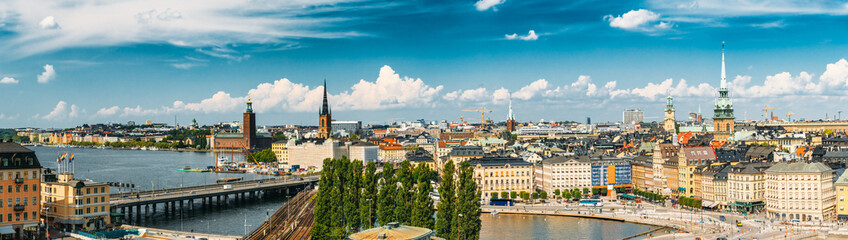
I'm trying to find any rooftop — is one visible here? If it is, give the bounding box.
[348,223,439,240]
[766,162,832,173]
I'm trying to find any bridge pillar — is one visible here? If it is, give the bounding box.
[164,202,169,216]
[135,205,141,223]
[189,199,194,210]
[217,196,222,207]
[145,204,150,218]
[202,197,207,208]
[224,194,229,206]
[152,203,157,215]
[179,200,184,215]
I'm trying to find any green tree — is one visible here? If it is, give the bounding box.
[490,192,498,199]
[531,192,539,201]
[510,191,517,199]
[451,162,481,240]
[349,133,360,140]
[500,192,509,199]
[592,188,600,195]
[572,189,582,200]
[272,131,288,142]
[360,162,378,229]
[435,160,456,238]
[539,191,547,200]
[582,188,590,195]
[519,191,530,200]
[328,157,348,237]
[562,191,571,199]
[411,164,435,229]
[554,189,561,198]
[344,160,362,234]
[311,158,335,239]
[394,160,414,224]
[377,164,396,226]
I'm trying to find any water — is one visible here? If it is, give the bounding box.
[31,146,285,236]
[480,214,657,240]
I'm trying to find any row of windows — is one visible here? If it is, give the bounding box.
[0,170,38,180]
[4,197,38,207]
[0,184,38,193]
[0,212,37,223]
[74,206,106,215]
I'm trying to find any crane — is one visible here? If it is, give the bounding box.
[463,106,493,128]
[786,111,796,122]
[762,105,774,121]
[238,140,263,169]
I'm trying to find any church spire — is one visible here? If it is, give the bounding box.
[321,78,329,115]
[721,41,726,89]
[507,93,515,120]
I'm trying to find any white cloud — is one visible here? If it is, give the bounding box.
[37,64,55,84]
[819,58,848,88]
[95,106,121,117]
[628,78,715,99]
[505,30,538,41]
[0,77,18,84]
[732,72,818,97]
[512,79,548,100]
[751,20,786,28]
[333,65,444,110]
[39,16,60,29]
[1,0,370,58]
[492,88,510,104]
[605,9,672,32]
[171,63,205,70]
[475,0,506,11]
[648,0,848,16]
[42,101,80,121]
[443,88,489,102]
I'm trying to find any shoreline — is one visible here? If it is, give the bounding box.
[481,208,670,229]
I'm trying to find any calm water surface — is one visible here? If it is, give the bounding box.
[480,213,657,240]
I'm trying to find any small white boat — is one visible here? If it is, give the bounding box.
[491,210,499,216]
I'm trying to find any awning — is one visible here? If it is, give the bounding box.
[701,200,719,208]
[838,214,848,218]
[677,187,686,191]
[22,223,38,231]
[0,226,14,235]
[620,194,636,199]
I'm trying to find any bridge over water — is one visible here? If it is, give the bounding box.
[110,177,318,224]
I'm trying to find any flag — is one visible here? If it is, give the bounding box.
[61,153,67,161]
[56,154,62,163]
[69,153,75,163]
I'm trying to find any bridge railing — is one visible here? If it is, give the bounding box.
[110,177,317,202]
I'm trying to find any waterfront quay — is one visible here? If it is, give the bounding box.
[111,177,317,225]
[483,200,829,239]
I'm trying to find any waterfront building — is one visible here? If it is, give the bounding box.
[318,80,332,139]
[286,139,349,170]
[713,42,736,141]
[728,162,773,213]
[631,155,654,192]
[662,157,679,196]
[652,143,681,193]
[534,156,591,193]
[469,157,534,199]
[211,99,272,151]
[590,157,632,190]
[271,141,288,163]
[0,142,42,239]
[695,163,729,209]
[348,142,379,163]
[766,162,836,222]
[677,146,717,197]
[41,172,110,232]
[664,92,676,132]
[623,109,644,124]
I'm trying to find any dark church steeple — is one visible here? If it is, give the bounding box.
[318,79,332,139]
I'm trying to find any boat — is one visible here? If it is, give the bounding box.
[216,177,243,183]
[177,166,211,172]
[491,210,499,216]
[214,168,246,173]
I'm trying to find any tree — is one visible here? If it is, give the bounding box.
[592,188,600,196]
[272,131,288,142]
[582,188,590,195]
[252,149,278,163]
[311,158,335,239]
[562,191,571,199]
[554,189,561,198]
[411,164,435,229]
[490,192,498,199]
[510,191,517,199]
[531,192,539,200]
[519,191,530,201]
[572,189,582,200]
[539,191,547,200]
[377,164,396,226]
[344,160,362,234]
[451,162,481,240]
[435,160,456,238]
[500,192,509,199]
[394,160,414,224]
[328,157,348,237]
[360,162,378,229]
[349,133,360,140]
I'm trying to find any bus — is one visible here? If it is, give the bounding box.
[579,199,603,207]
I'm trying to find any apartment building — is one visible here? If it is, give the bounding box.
[677,146,716,197]
[652,143,681,193]
[765,162,836,222]
[728,162,774,213]
[469,157,534,199]
[534,156,591,193]
[0,142,42,239]
[41,173,111,231]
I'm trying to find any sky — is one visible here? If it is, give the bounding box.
[3,0,848,128]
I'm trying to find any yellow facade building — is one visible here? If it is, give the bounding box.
[41,173,110,231]
[0,142,43,239]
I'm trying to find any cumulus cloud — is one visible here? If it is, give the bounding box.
[505,30,539,41]
[443,88,489,102]
[605,9,672,32]
[37,64,55,83]
[731,72,818,98]
[39,16,60,29]
[819,58,848,88]
[512,79,548,100]
[42,101,80,121]
[0,77,18,84]
[628,78,715,100]
[333,65,444,110]
[95,106,121,117]
[475,0,506,11]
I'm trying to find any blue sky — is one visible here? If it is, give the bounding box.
[3,0,848,128]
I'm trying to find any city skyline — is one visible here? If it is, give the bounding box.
[4,0,848,127]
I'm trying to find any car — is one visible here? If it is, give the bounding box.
[563,207,573,211]
[736,221,743,227]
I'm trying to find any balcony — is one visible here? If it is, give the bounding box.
[13,205,24,211]
[14,178,23,184]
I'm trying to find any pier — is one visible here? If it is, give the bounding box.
[110,177,318,224]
